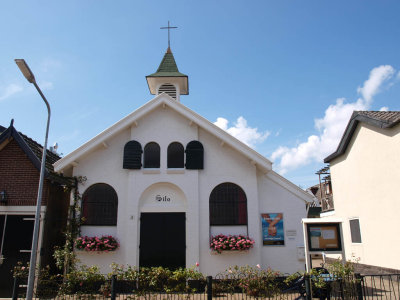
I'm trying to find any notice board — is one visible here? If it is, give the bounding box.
[306,223,342,251]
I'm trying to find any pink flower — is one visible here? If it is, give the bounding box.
[195,262,200,267]
[256,264,261,269]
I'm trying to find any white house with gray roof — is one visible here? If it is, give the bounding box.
[322,111,400,273]
[54,47,312,275]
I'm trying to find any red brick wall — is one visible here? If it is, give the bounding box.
[0,139,49,206]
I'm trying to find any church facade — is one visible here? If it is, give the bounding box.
[54,48,312,275]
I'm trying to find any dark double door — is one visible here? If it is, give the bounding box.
[139,213,185,269]
[0,215,34,297]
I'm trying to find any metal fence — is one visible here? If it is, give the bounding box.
[361,274,400,299]
[12,273,400,300]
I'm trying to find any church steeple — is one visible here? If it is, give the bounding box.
[146,47,188,102]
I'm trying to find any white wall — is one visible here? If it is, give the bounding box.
[328,122,400,270]
[72,100,309,275]
[257,172,307,274]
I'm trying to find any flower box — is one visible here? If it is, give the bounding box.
[75,235,119,252]
[210,234,255,254]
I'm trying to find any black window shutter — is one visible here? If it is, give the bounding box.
[123,140,143,169]
[185,141,204,169]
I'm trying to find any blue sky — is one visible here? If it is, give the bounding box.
[1,1,399,188]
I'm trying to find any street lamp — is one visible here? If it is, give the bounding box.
[15,59,51,300]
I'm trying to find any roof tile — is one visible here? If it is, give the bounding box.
[357,111,400,125]
[147,48,187,78]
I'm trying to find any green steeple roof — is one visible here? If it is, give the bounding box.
[146,47,189,97]
[146,47,187,77]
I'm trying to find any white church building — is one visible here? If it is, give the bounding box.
[54,47,313,275]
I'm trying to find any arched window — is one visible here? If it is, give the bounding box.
[123,140,142,169]
[168,142,184,168]
[82,183,118,226]
[209,183,247,225]
[185,141,203,169]
[144,142,160,168]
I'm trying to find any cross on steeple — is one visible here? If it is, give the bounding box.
[160,21,177,49]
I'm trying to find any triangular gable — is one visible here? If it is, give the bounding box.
[54,93,273,173]
[54,94,313,203]
[325,111,400,163]
[0,123,73,186]
[0,124,43,173]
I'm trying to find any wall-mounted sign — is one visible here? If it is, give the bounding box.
[286,230,297,239]
[261,213,284,245]
[306,223,342,251]
[156,195,171,202]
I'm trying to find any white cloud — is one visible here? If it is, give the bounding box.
[214,116,270,148]
[272,65,397,174]
[0,83,23,101]
[380,106,389,111]
[357,65,395,103]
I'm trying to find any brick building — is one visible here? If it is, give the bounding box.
[0,121,71,297]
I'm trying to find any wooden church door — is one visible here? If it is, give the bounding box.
[139,212,185,269]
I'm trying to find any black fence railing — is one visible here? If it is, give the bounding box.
[12,273,400,300]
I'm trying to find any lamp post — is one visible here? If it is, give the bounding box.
[15,59,51,300]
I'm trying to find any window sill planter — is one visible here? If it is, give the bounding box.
[75,235,119,252]
[210,234,255,254]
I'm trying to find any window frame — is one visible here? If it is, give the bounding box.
[143,142,161,168]
[209,182,248,226]
[81,183,118,226]
[167,142,184,168]
[349,218,362,244]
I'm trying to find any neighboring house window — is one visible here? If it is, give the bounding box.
[349,219,362,243]
[123,140,142,169]
[209,182,247,225]
[185,141,204,169]
[168,142,184,168]
[144,142,160,168]
[325,181,332,195]
[82,183,118,226]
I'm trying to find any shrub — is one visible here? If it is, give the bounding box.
[216,265,281,297]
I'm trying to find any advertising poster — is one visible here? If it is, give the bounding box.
[261,213,284,245]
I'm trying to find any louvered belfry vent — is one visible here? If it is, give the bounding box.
[158,83,177,99]
[123,140,143,169]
